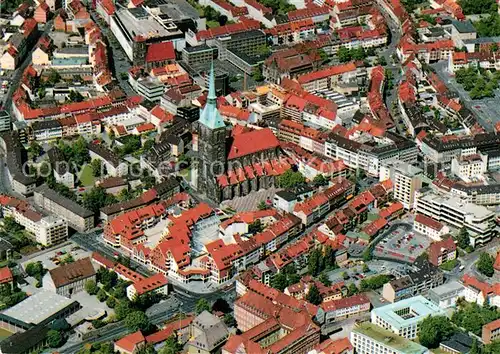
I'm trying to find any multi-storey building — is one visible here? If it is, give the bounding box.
[44,258,96,297]
[451,153,488,181]
[350,322,428,354]
[380,161,422,210]
[428,281,465,309]
[213,30,266,60]
[34,185,94,232]
[0,195,68,246]
[181,44,217,67]
[415,189,497,247]
[382,260,444,302]
[325,133,418,177]
[318,294,371,324]
[428,237,457,267]
[371,295,446,339]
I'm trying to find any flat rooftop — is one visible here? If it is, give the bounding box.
[429,280,465,296]
[114,8,177,42]
[419,191,494,219]
[372,295,445,328]
[353,322,428,354]
[3,290,77,325]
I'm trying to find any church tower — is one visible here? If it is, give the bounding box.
[195,63,227,202]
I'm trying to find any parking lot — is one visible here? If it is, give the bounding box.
[21,242,92,271]
[374,223,430,262]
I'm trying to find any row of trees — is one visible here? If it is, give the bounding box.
[308,246,338,276]
[337,47,374,63]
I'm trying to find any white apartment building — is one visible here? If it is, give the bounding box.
[415,189,496,247]
[451,153,487,181]
[350,322,429,354]
[1,201,68,246]
[380,161,422,210]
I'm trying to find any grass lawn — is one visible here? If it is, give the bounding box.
[80,164,96,186]
[440,259,459,271]
[207,20,220,28]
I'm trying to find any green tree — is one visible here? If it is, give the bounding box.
[60,253,74,264]
[195,298,210,314]
[136,344,156,354]
[158,336,183,354]
[68,90,85,102]
[337,46,352,62]
[223,313,236,327]
[106,296,116,308]
[85,280,98,295]
[252,65,264,82]
[347,283,358,296]
[28,142,43,160]
[277,169,305,189]
[418,315,456,349]
[477,252,495,277]
[124,311,150,332]
[271,272,288,291]
[319,272,331,286]
[47,329,64,348]
[82,186,117,214]
[362,263,370,273]
[115,301,130,321]
[306,284,322,305]
[25,261,44,277]
[47,70,61,85]
[313,174,328,187]
[90,159,104,178]
[308,248,323,276]
[97,288,108,302]
[457,227,470,249]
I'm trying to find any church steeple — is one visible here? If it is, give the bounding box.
[207,61,217,104]
[199,62,225,130]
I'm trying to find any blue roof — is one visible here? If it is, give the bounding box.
[198,62,225,130]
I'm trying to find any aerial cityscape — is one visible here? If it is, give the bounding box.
[1,0,500,353]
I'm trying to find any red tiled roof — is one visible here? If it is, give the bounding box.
[227,128,279,160]
[0,267,13,284]
[115,331,145,352]
[145,41,175,63]
[321,293,370,312]
[415,213,443,231]
[132,273,168,295]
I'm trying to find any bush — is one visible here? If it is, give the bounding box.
[97,289,108,302]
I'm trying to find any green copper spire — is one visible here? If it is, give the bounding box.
[199,62,225,130]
